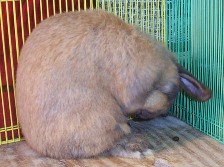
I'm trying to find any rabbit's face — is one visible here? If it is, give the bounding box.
[133,82,180,120]
[131,64,211,120]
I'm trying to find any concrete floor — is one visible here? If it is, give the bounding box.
[0,116,223,167]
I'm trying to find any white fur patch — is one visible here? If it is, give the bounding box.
[110,149,142,159]
[126,151,142,159]
[142,149,154,156]
[110,148,154,159]
[154,158,171,167]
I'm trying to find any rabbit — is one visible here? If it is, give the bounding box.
[16,10,211,159]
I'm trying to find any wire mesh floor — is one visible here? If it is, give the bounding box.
[0,116,223,167]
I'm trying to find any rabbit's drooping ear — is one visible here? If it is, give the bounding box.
[177,64,212,101]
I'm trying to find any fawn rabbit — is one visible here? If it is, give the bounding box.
[16,10,211,159]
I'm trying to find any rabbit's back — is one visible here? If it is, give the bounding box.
[16,10,140,159]
[17,10,146,93]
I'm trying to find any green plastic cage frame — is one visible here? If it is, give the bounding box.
[0,0,223,145]
[168,0,224,143]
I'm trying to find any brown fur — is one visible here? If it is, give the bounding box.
[16,10,211,159]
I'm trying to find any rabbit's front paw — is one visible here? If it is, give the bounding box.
[108,133,154,159]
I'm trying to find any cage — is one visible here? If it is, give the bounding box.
[0,0,223,146]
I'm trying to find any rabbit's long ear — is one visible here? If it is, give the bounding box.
[177,64,212,101]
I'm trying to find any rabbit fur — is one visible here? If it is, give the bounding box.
[16,10,211,159]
